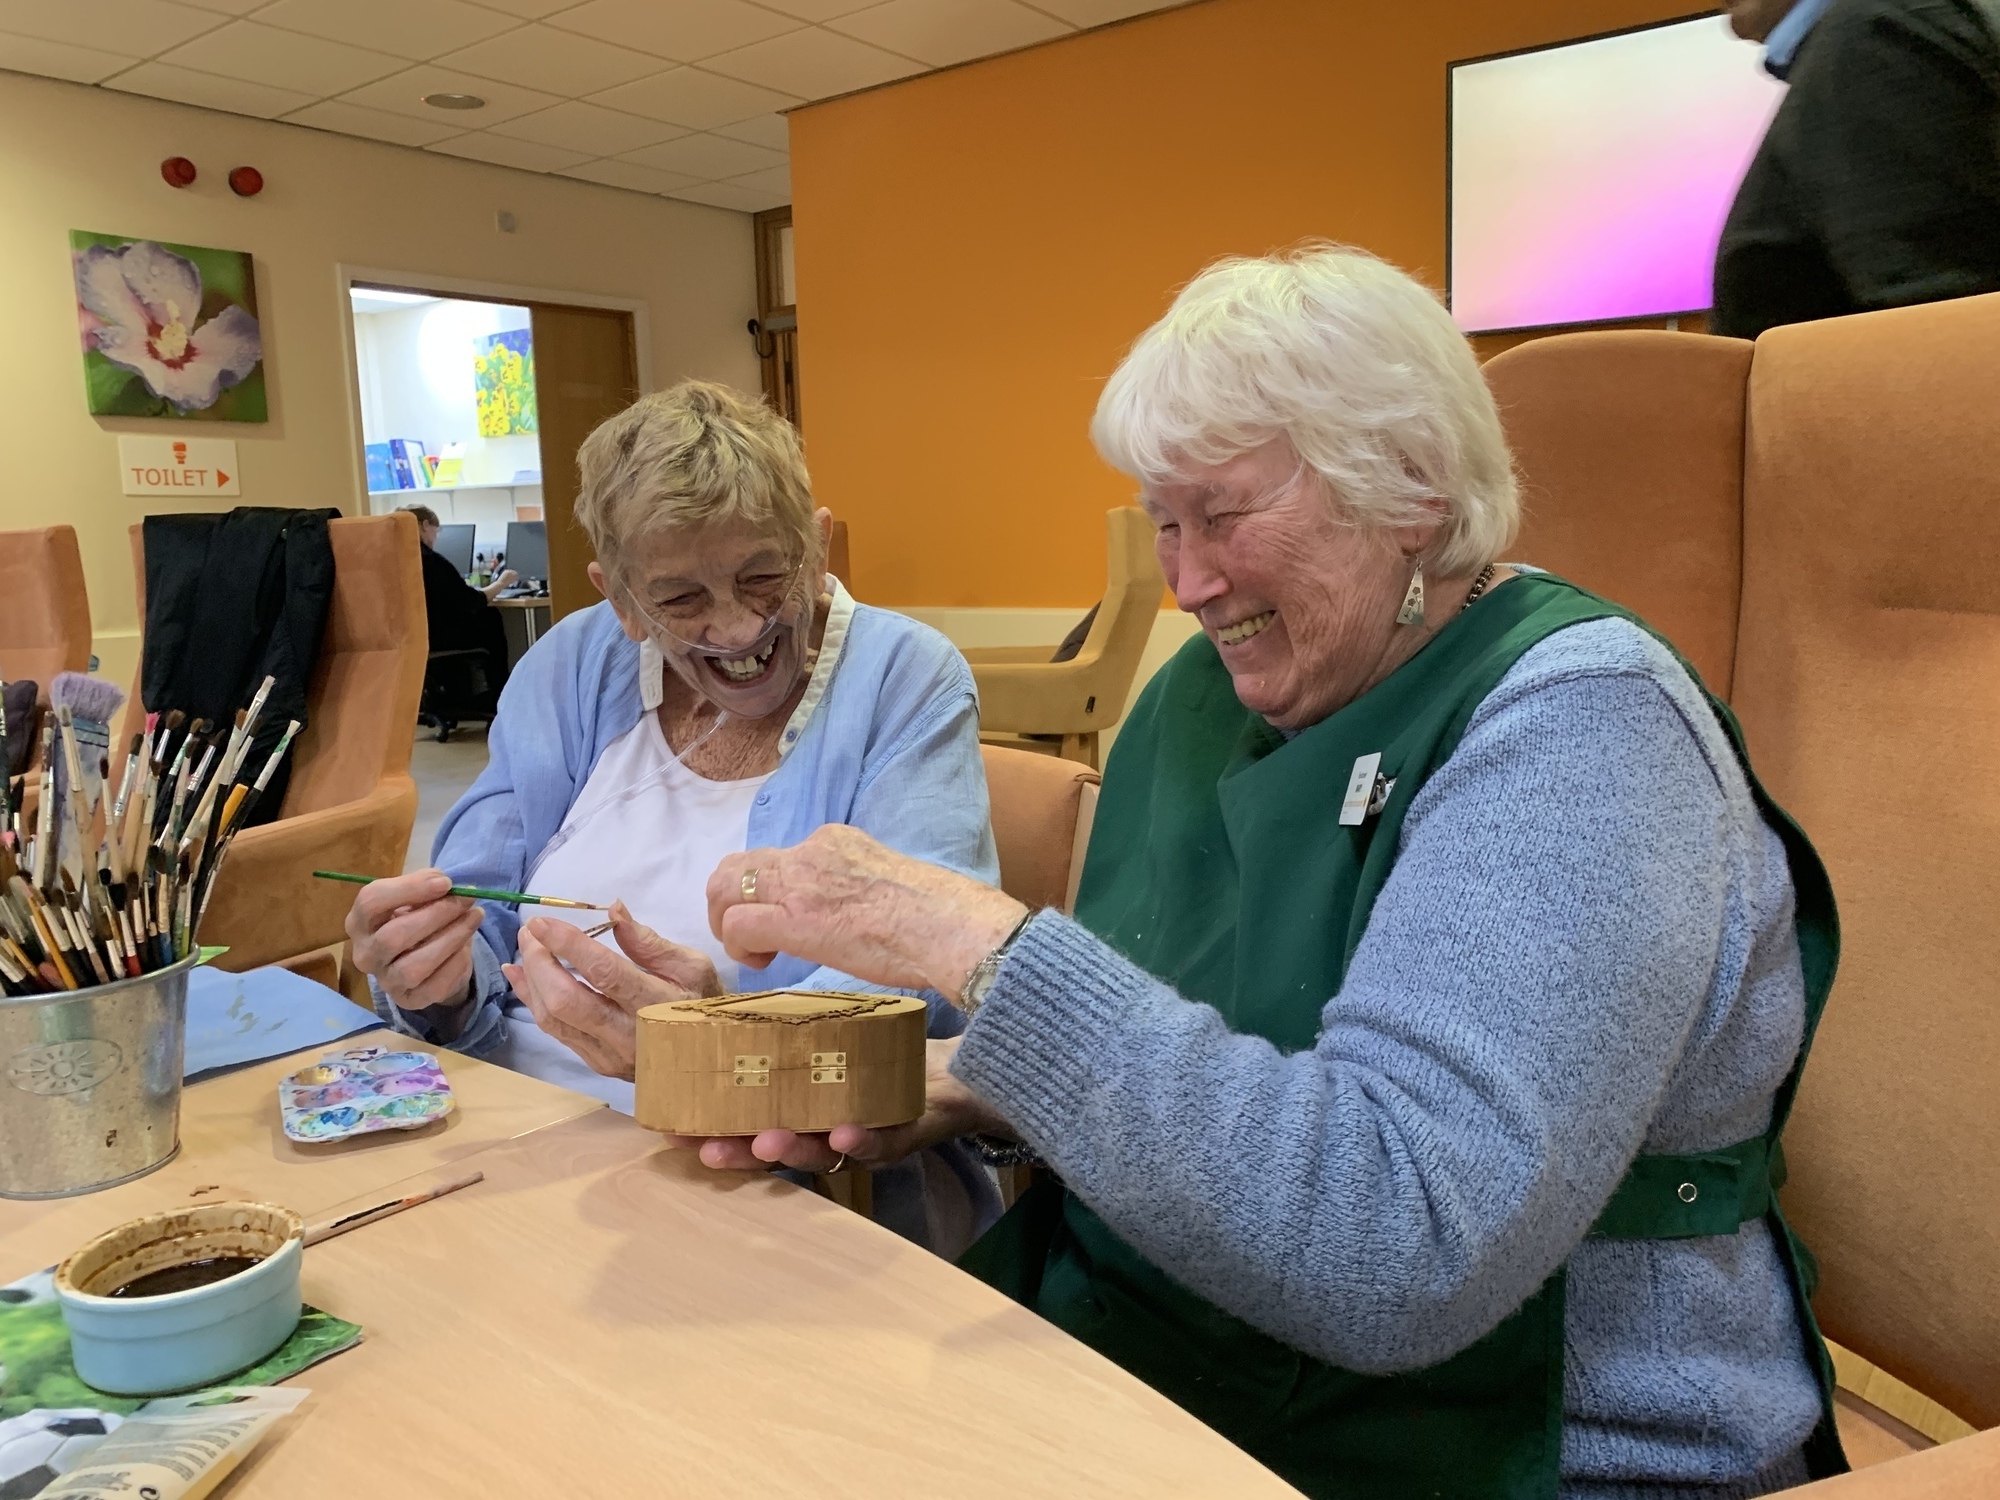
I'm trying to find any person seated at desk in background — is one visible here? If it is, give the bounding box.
[530,248,1847,1498]
[404,503,516,707]
[353,382,1001,1254]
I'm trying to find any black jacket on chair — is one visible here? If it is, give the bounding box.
[141,507,338,826]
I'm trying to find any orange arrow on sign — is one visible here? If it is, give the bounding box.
[216,470,230,486]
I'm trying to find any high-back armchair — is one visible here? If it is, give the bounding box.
[0,525,93,702]
[1483,297,2000,1476]
[123,513,427,978]
[964,507,1165,769]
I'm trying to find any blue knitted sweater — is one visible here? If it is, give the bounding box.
[952,618,1825,1499]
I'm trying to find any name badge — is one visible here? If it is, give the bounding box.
[1340,752,1383,827]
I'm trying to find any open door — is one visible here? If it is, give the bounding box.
[528,303,640,622]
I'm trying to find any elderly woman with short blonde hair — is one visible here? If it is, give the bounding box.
[681,250,1848,1497]
[347,379,1001,1253]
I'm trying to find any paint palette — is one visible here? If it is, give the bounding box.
[278,1046,455,1143]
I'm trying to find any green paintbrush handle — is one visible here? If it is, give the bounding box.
[311,870,606,910]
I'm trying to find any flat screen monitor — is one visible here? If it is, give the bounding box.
[1448,13,1786,334]
[505,521,548,585]
[433,523,475,576]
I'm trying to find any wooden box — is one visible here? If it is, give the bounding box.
[634,991,927,1136]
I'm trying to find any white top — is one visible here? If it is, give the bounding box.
[527,706,771,986]
[501,706,770,1112]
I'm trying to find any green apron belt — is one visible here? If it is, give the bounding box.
[1591,1137,1784,1241]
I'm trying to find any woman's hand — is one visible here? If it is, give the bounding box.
[502,904,723,1080]
[345,870,484,1015]
[670,1037,1012,1172]
[707,825,1028,1002]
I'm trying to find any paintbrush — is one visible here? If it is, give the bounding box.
[303,1171,485,1247]
[309,870,609,910]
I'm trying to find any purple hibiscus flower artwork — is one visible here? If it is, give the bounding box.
[70,231,267,421]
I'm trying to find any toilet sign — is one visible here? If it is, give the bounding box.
[117,436,241,497]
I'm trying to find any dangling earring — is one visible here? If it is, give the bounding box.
[1396,559,1426,627]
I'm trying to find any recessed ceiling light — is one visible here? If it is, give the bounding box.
[422,92,485,110]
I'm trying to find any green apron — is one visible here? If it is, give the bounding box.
[960,573,1847,1500]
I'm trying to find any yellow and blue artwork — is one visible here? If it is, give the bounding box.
[474,327,537,437]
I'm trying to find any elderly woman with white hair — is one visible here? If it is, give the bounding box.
[345,379,1000,1254]
[677,248,1849,1499]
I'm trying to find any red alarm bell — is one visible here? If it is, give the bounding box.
[160,156,197,188]
[228,166,264,197]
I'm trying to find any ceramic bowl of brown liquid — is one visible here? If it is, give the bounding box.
[54,1201,303,1394]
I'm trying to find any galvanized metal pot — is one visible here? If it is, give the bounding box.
[0,954,194,1199]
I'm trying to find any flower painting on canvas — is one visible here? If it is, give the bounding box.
[70,230,266,421]
[474,328,536,437]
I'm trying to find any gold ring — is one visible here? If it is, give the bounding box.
[740,868,760,902]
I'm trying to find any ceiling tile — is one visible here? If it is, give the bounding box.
[177,0,271,14]
[547,0,801,65]
[589,65,797,129]
[158,21,409,95]
[488,100,686,154]
[428,131,592,171]
[254,0,520,62]
[0,31,139,84]
[436,24,666,94]
[104,61,318,119]
[710,110,787,151]
[0,0,221,55]
[832,0,1068,67]
[561,158,702,194]
[284,97,469,145]
[1028,0,1179,25]
[723,162,789,197]
[337,65,563,125]
[702,26,922,99]
[667,179,785,212]
[618,130,784,178]
[745,0,878,19]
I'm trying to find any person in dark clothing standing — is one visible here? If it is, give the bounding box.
[403,505,517,709]
[1713,0,2000,339]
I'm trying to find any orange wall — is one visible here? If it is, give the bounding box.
[791,0,1696,608]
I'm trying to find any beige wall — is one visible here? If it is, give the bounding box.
[0,69,760,689]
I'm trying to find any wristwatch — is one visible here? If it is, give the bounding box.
[959,909,1034,1016]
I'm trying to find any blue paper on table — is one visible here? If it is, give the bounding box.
[183,966,378,1084]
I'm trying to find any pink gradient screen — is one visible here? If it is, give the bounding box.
[1450,17,1786,333]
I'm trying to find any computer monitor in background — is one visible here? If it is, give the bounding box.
[505,521,549,587]
[433,524,475,576]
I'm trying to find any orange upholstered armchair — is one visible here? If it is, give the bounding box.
[0,525,93,702]
[1482,299,2000,1484]
[122,513,427,980]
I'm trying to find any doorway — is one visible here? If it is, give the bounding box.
[345,280,640,625]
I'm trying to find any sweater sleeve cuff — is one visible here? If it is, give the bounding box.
[949,910,1164,1155]
[368,931,509,1056]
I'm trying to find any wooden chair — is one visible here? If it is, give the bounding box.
[122,514,428,986]
[0,525,93,705]
[964,507,1164,769]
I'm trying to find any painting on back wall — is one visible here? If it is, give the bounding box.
[70,230,267,422]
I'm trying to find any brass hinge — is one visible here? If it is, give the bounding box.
[733,1053,770,1088]
[811,1051,847,1085]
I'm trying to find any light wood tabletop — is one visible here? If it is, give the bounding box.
[1791,1426,2000,1497]
[211,1108,1304,1499]
[0,1029,604,1275]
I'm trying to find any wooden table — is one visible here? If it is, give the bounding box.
[0,1029,603,1274]
[492,593,552,648]
[1,1038,1302,1498]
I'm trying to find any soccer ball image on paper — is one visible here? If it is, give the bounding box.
[0,1408,123,1499]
